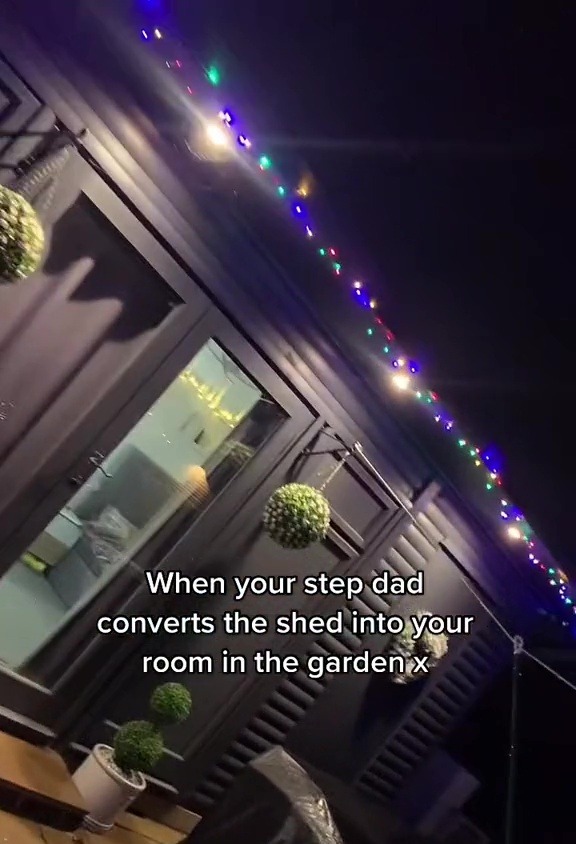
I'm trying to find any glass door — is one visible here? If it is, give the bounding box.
[0,309,315,730]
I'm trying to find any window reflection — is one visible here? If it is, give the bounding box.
[0,339,285,671]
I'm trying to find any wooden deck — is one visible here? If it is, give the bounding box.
[0,730,199,842]
[0,808,186,843]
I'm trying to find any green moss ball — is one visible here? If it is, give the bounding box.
[263,483,330,549]
[150,683,192,726]
[0,186,45,283]
[113,720,164,775]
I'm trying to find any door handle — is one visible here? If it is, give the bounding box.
[68,453,112,486]
[89,452,113,478]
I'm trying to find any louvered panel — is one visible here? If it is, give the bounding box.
[318,630,357,656]
[217,756,245,776]
[421,697,459,723]
[380,752,413,776]
[360,778,394,803]
[419,696,454,724]
[191,518,441,809]
[418,501,450,541]
[353,588,390,616]
[195,780,225,802]
[413,708,450,732]
[229,737,264,758]
[363,768,402,790]
[309,641,331,657]
[243,728,277,753]
[440,671,476,696]
[385,546,419,578]
[268,688,307,718]
[258,703,297,732]
[396,730,428,755]
[249,717,286,744]
[408,720,436,743]
[388,742,421,766]
[287,673,324,699]
[276,680,316,707]
[357,623,508,805]
[403,523,438,562]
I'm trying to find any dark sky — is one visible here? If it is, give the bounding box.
[168,1,576,568]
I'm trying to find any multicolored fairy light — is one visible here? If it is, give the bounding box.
[205,64,221,86]
[139,21,575,621]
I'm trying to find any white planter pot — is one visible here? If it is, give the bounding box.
[72,744,146,833]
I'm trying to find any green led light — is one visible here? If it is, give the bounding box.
[469,449,476,457]
[384,346,390,354]
[333,262,342,272]
[259,155,272,170]
[549,568,556,575]
[205,65,221,86]
[277,186,286,196]
[486,483,493,490]
[318,248,326,256]
[367,328,374,336]
[416,390,422,398]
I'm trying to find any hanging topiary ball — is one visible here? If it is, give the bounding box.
[0,185,45,284]
[263,483,331,550]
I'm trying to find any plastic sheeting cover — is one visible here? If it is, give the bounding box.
[188,746,343,844]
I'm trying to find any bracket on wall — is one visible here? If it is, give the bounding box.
[301,425,352,458]
[1,124,87,180]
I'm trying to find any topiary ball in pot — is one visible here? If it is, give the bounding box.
[150,682,192,726]
[0,186,45,283]
[113,720,164,775]
[263,483,331,549]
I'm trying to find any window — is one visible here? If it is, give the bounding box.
[0,339,285,670]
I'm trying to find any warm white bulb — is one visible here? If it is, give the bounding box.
[507,526,522,541]
[205,123,229,147]
[154,28,163,39]
[369,299,377,309]
[353,280,363,289]
[392,373,410,391]
[397,357,405,367]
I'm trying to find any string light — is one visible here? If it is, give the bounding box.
[204,122,229,148]
[392,373,411,391]
[205,64,221,86]
[218,109,234,125]
[137,21,575,620]
[296,175,313,198]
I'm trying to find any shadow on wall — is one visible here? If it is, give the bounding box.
[0,185,178,464]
